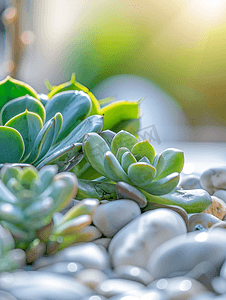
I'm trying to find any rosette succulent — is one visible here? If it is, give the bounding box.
[78,130,212,213]
[0,76,104,171]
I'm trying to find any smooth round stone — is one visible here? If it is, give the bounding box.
[202,196,226,220]
[108,289,166,300]
[95,279,145,298]
[93,200,141,237]
[81,296,107,300]
[147,229,226,280]
[211,276,226,294]
[147,276,207,300]
[53,243,110,270]
[200,167,226,194]
[114,265,153,285]
[213,190,226,204]
[0,290,17,300]
[35,261,84,276]
[75,268,108,289]
[187,213,223,232]
[220,258,226,280]
[109,209,187,269]
[179,175,202,190]
[93,238,112,249]
[0,271,94,299]
[209,222,226,232]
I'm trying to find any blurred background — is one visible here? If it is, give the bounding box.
[1,0,226,173]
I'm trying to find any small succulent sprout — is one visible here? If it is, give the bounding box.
[82,130,184,197]
[0,164,78,254]
[0,224,26,272]
[0,76,104,171]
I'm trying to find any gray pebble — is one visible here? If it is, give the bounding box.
[114,265,153,285]
[180,175,202,190]
[93,200,141,237]
[75,268,108,289]
[188,213,223,232]
[93,238,112,249]
[200,167,226,194]
[35,261,84,276]
[213,190,226,203]
[108,289,166,300]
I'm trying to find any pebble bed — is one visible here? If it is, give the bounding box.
[2,168,226,299]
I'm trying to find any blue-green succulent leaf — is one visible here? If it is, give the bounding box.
[116,147,130,164]
[128,162,156,186]
[131,140,155,164]
[111,130,138,156]
[152,154,165,178]
[121,151,137,173]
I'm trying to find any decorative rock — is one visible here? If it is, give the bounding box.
[108,289,166,300]
[75,268,108,289]
[202,196,226,220]
[0,290,17,300]
[209,221,226,232]
[95,279,145,298]
[36,261,84,276]
[188,213,223,232]
[179,175,202,190]
[81,296,107,300]
[200,167,226,194]
[109,209,187,269]
[114,265,153,285]
[213,190,226,203]
[147,229,226,280]
[116,181,147,207]
[93,238,112,249]
[54,243,110,270]
[93,200,141,237]
[147,276,207,300]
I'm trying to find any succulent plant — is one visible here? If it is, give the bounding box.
[0,224,26,272]
[77,130,212,213]
[0,76,104,171]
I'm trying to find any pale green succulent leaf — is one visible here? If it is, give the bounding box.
[0,164,22,185]
[0,126,25,163]
[128,162,156,186]
[0,95,45,125]
[0,203,25,224]
[140,172,180,195]
[111,130,138,155]
[0,180,18,204]
[18,166,39,189]
[52,215,91,236]
[30,165,58,194]
[24,197,54,219]
[116,147,130,164]
[99,130,116,148]
[121,151,137,173]
[45,91,92,143]
[138,156,150,164]
[131,140,155,164]
[5,110,43,162]
[152,154,165,178]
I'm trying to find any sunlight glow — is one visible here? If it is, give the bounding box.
[190,0,225,21]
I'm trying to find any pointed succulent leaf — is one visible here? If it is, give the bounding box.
[128,162,156,186]
[26,112,63,164]
[0,126,25,163]
[36,143,83,172]
[103,151,131,183]
[18,166,39,189]
[5,110,43,162]
[139,156,150,164]
[1,220,35,241]
[82,132,110,176]
[0,180,18,204]
[99,130,116,148]
[111,130,138,156]
[6,177,24,195]
[152,154,165,178]
[30,165,58,194]
[110,118,140,136]
[0,164,21,185]
[140,172,180,195]
[131,140,155,164]
[116,147,130,164]
[141,188,212,214]
[0,95,45,125]
[154,148,184,180]
[45,90,92,143]
[0,203,25,224]
[0,76,38,112]
[24,197,54,219]
[121,151,137,173]
[50,115,104,155]
[100,101,140,131]
[53,215,92,236]
[48,73,100,115]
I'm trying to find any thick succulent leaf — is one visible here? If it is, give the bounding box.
[45,90,92,143]
[0,164,22,185]
[0,95,45,125]
[0,225,15,254]
[0,126,24,163]
[26,112,63,164]
[5,110,43,162]
[111,130,138,156]
[36,143,83,172]
[0,76,38,112]
[98,97,115,108]
[116,147,130,164]
[103,151,131,183]
[0,220,34,242]
[131,140,155,164]
[152,154,165,178]
[99,130,116,148]
[121,151,137,173]
[48,74,100,115]
[50,115,104,155]
[128,162,156,186]
[139,156,150,164]
[110,118,140,136]
[82,132,110,176]
[140,172,180,195]
[0,180,18,204]
[24,197,54,219]
[76,179,117,200]
[0,203,25,224]
[100,100,140,131]
[154,148,184,181]
[0,248,26,272]
[141,189,212,214]
[18,166,39,189]
[72,157,102,180]
[6,178,24,196]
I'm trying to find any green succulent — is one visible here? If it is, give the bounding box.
[78,130,212,213]
[0,224,26,272]
[0,76,104,171]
